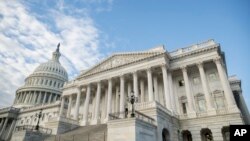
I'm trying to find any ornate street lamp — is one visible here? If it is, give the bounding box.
[35,109,43,131]
[127,91,138,117]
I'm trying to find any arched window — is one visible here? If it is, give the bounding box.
[54,81,56,87]
[195,93,206,112]
[222,126,229,141]
[212,90,225,109]
[182,130,192,141]
[41,79,44,85]
[49,80,52,86]
[162,128,170,141]
[45,80,48,85]
[200,128,213,141]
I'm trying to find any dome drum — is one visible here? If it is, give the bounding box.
[13,45,68,108]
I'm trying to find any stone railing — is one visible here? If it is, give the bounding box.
[169,39,217,56]
[56,116,79,125]
[0,106,20,114]
[21,101,60,112]
[135,101,172,115]
[109,110,155,125]
[15,125,52,134]
[216,108,228,115]
[135,110,155,124]
[196,112,208,117]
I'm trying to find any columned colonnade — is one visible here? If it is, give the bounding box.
[14,91,60,105]
[60,57,237,124]
[60,63,175,125]
[0,117,16,140]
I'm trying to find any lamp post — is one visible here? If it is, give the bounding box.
[35,109,43,131]
[128,91,138,117]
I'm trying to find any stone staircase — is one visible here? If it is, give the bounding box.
[45,124,107,141]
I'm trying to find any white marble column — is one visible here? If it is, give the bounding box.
[214,58,238,112]
[6,119,16,139]
[127,82,132,97]
[168,71,177,114]
[153,76,159,102]
[133,71,139,97]
[106,79,113,120]
[147,68,154,101]
[83,84,91,125]
[0,119,4,131]
[197,62,216,115]
[161,65,171,110]
[238,91,250,124]
[20,93,24,103]
[120,75,125,115]
[140,79,145,102]
[59,96,65,116]
[74,87,81,120]
[28,92,33,103]
[32,92,37,104]
[182,66,196,117]
[48,93,52,103]
[94,82,101,123]
[67,95,72,118]
[115,86,119,113]
[37,91,42,104]
[24,92,29,103]
[43,92,47,104]
[0,118,8,136]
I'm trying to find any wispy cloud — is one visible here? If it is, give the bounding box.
[0,0,110,107]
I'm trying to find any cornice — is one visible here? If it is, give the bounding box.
[77,52,166,80]
[20,101,60,114]
[170,44,219,61]
[26,72,68,82]
[16,86,62,94]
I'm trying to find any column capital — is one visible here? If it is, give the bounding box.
[96,80,101,84]
[196,61,204,69]
[160,62,169,68]
[119,73,125,78]
[132,70,138,74]
[146,67,152,72]
[108,77,113,82]
[180,65,187,72]
[213,57,221,64]
[161,63,167,69]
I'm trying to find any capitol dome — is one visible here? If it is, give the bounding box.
[13,44,68,108]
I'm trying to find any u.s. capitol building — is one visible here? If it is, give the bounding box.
[0,39,249,141]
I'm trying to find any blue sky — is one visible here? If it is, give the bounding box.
[0,0,249,110]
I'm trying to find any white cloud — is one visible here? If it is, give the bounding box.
[0,1,104,107]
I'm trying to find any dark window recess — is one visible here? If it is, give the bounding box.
[182,103,187,114]
[179,80,185,87]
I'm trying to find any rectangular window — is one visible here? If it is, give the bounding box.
[198,99,206,112]
[215,97,225,109]
[179,80,185,87]
[193,77,200,85]
[209,73,217,81]
[182,103,187,114]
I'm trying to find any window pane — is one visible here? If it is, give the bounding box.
[215,97,225,108]
[198,100,206,112]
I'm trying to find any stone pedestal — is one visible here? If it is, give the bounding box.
[11,130,49,141]
[108,118,157,141]
[45,116,79,134]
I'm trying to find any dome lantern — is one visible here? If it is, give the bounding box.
[52,43,61,62]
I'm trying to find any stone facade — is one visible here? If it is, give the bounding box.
[0,39,249,141]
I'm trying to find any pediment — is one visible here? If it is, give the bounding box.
[81,50,165,76]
